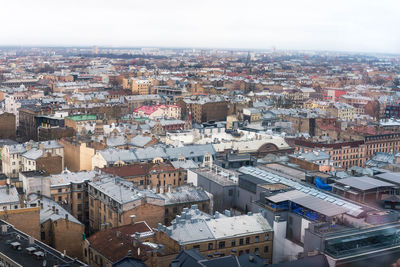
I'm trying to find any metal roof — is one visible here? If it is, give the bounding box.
[375,172,400,185]
[266,190,308,203]
[293,196,349,217]
[336,176,395,191]
[238,166,364,217]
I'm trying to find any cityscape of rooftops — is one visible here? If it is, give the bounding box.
[0,1,399,267]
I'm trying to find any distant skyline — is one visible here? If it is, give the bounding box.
[1,0,399,54]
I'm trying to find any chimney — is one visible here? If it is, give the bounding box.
[168,185,172,193]
[55,209,59,215]
[40,202,43,209]
[52,206,55,212]
[130,215,136,225]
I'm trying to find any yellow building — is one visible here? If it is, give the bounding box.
[154,208,274,267]
[129,79,153,95]
[328,102,356,121]
[303,100,329,110]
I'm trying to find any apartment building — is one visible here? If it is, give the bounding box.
[1,140,64,178]
[87,177,210,232]
[101,161,187,189]
[177,95,228,123]
[293,139,366,170]
[128,79,153,95]
[154,207,273,267]
[28,194,85,260]
[0,219,86,267]
[327,102,356,121]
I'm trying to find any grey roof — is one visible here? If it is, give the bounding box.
[162,185,210,205]
[168,219,214,244]
[266,190,308,203]
[170,160,199,170]
[89,177,148,204]
[294,150,330,162]
[100,149,137,164]
[134,146,168,161]
[239,166,364,217]
[22,148,43,160]
[165,144,216,160]
[292,196,348,217]
[50,170,99,187]
[41,140,63,149]
[106,135,127,147]
[129,135,152,147]
[335,176,395,191]
[89,177,208,208]
[8,144,27,154]
[164,213,272,245]
[375,172,400,185]
[0,186,19,205]
[28,194,81,225]
[99,144,216,164]
[159,119,185,126]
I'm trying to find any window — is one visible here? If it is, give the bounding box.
[58,196,62,202]
[245,249,250,254]
[255,236,259,243]
[41,231,45,240]
[193,245,200,249]
[219,241,225,249]
[208,243,213,250]
[231,240,236,247]
[239,238,243,245]
[255,247,259,255]
[173,207,178,213]
[246,237,250,244]
[77,193,82,200]
[264,246,269,252]
[165,208,169,215]
[58,188,62,193]
[78,204,82,211]
[84,248,87,257]
[239,250,243,256]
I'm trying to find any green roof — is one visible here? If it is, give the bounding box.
[66,114,97,121]
[133,117,148,122]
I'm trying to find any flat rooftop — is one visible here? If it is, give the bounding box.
[193,166,239,186]
[0,220,86,267]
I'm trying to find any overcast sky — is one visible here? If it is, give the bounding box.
[0,0,399,54]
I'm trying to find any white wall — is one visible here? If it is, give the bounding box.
[273,220,304,264]
[187,169,198,186]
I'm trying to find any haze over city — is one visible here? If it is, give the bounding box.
[1,1,400,267]
[1,0,399,54]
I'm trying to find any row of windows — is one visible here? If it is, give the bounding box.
[193,243,269,255]
[202,234,269,250]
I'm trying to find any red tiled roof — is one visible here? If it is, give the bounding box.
[87,222,152,263]
[101,162,176,178]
